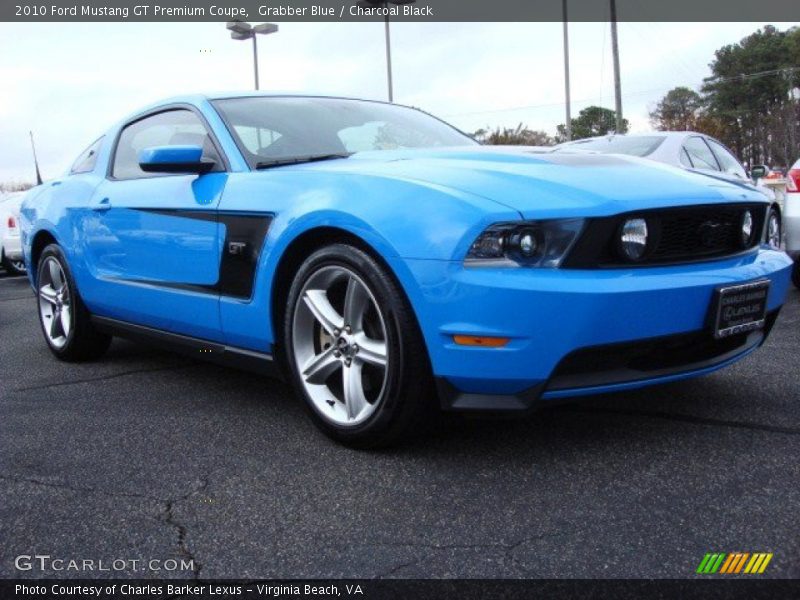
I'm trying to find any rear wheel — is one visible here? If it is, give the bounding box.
[284,243,434,447]
[36,244,111,361]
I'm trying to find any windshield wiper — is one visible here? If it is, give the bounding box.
[255,153,352,170]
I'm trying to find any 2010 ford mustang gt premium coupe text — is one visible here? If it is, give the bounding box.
[20,93,793,446]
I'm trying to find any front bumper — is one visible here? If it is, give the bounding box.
[402,248,792,410]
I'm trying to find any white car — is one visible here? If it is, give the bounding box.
[1,191,27,275]
[784,159,800,288]
[554,132,783,250]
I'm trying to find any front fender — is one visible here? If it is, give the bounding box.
[217,170,518,350]
[256,209,434,347]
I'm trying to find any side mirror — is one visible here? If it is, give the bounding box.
[750,165,767,180]
[138,145,215,174]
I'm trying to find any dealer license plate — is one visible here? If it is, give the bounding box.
[711,280,769,339]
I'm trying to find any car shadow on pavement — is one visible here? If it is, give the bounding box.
[91,302,797,462]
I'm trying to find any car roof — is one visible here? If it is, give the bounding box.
[113,91,396,131]
[135,91,386,110]
[205,91,378,101]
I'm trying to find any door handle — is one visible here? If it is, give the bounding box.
[93,197,111,212]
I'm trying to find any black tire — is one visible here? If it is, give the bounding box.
[1,249,25,275]
[283,243,435,447]
[793,259,800,290]
[36,244,112,361]
[765,206,782,249]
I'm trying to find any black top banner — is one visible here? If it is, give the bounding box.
[3,0,800,22]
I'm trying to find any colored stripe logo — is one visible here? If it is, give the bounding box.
[696,552,773,574]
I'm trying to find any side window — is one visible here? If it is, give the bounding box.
[70,137,104,174]
[706,139,747,179]
[680,147,693,168]
[683,137,719,171]
[112,109,222,179]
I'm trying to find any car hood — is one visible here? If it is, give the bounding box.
[299,147,766,219]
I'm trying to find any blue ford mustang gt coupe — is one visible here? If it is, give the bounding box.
[20,93,793,446]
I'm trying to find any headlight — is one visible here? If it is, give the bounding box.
[466,219,584,267]
[619,218,649,261]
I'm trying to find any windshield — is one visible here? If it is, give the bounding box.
[212,96,476,167]
[556,135,666,157]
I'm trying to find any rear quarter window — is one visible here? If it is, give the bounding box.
[70,137,104,174]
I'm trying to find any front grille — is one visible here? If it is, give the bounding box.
[563,203,766,268]
[652,207,746,261]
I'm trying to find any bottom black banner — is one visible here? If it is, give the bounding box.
[3,579,800,600]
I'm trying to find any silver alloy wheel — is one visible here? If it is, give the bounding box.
[292,265,389,426]
[38,257,72,349]
[767,212,781,249]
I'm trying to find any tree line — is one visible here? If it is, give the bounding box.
[0,181,34,194]
[472,106,629,147]
[475,25,800,169]
[651,25,799,169]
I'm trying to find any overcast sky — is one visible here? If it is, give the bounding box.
[0,21,797,182]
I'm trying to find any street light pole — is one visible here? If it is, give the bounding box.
[358,0,415,102]
[227,21,278,91]
[252,33,259,90]
[609,0,623,133]
[384,12,393,102]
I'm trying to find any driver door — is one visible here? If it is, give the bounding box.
[81,108,228,341]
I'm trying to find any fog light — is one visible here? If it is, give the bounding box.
[741,210,753,246]
[620,218,648,261]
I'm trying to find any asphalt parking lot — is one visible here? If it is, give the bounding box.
[1,266,799,580]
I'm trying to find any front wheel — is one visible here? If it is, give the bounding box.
[36,244,112,361]
[284,243,434,447]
